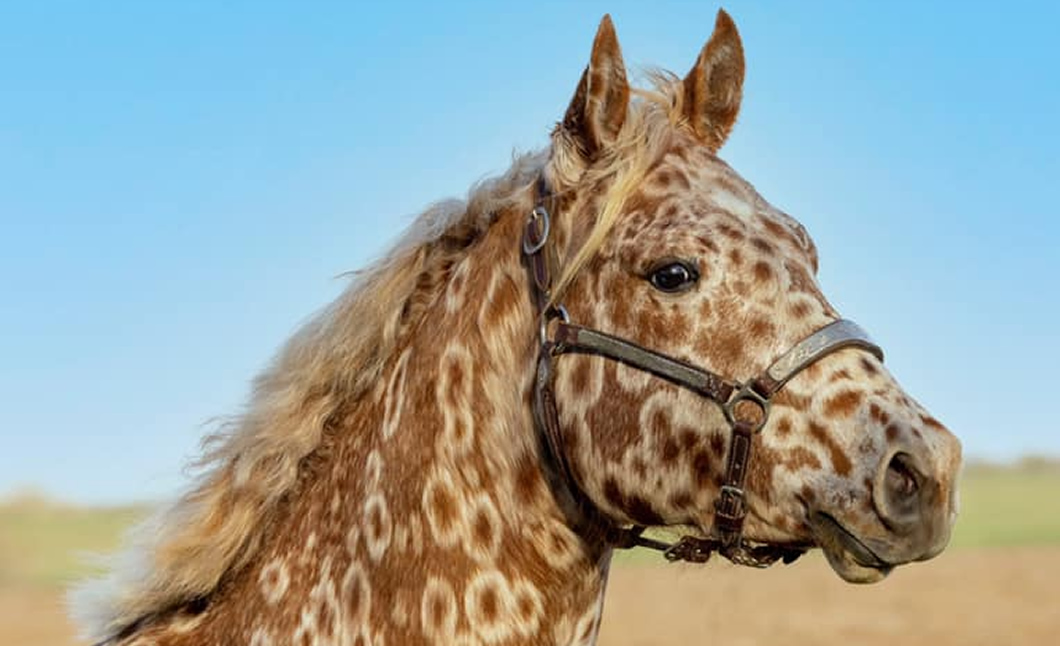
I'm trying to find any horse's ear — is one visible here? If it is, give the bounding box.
[681,9,745,151]
[558,15,630,161]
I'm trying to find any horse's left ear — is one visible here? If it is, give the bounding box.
[558,15,630,162]
[682,9,745,151]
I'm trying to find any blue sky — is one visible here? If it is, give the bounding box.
[1,1,1057,504]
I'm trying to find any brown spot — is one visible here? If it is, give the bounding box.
[789,300,812,319]
[695,234,719,253]
[447,361,465,401]
[885,424,901,442]
[800,485,817,504]
[751,237,776,255]
[514,458,540,505]
[727,248,743,266]
[709,433,725,456]
[428,597,446,629]
[347,572,365,617]
[753,261,774,283]
[698,300,713,319]
[604,478,624,510]
[761,217,800,249]
[920,414,946,431]
[869,403,890,425]
[627,495,664,525]
[661,437,681,463]
[367,505,382,537]
[774,389,812,411]
[749,317,775,338]
[860,357,879,376]
[680,429,698,449]
[571,358,591,398]
[479,587,499,621]
[808,422,852,476]
[717,222,745,241]
[829,369,853,383]
[429,486,458,532]
[776,418,792,436]
[472,507,495,548]
[823,390,863,418]
[518,595,535,620]
[692,450,713,487]
[778,447,822,472]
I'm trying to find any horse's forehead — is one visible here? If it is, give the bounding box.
[623,149,806,248]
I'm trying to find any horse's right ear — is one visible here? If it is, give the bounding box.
[556,15,630,163]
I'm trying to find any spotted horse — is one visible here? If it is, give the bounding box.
[73,10,962,646]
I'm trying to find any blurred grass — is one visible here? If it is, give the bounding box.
[1,460,1058,586]
[950,460,1060,548]
[0,494,146,588]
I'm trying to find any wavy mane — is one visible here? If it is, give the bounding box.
[71,72,687,641]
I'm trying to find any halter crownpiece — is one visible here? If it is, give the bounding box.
[522,186,884,567]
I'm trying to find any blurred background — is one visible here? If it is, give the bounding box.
[2,1,1057,644]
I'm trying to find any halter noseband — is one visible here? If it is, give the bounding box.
[522,183,884,567]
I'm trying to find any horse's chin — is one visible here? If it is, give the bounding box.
[810,512,894,584]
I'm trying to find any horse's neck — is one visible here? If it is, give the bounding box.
[128,208,614,645]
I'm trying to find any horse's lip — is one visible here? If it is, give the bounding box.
[810,511,895,581]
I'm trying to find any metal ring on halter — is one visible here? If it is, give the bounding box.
[539,304,570,346]
[522,205,551,255]
[723,383,771,432]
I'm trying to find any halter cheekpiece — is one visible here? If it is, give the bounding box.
[522,179,884,567]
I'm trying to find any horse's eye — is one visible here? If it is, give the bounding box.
[648,261,699,293]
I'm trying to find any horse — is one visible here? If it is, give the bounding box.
[72,11,962,646]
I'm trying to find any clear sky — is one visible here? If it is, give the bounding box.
[2,1,1057,505]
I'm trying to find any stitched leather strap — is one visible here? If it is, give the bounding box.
[755,319,884,396]
[553,323,736,402]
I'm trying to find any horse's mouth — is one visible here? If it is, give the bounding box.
[809,511,894,583]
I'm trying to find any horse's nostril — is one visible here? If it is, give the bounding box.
[875,451,925,533]
[886,452,920,499]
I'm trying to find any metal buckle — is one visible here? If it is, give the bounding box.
[715,485,746,521]
[723,383,770,432]
[522,205,551,255]
[538,304,570,346]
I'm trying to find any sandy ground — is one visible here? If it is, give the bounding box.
[599,547,1060,646]
[5,547,1057,646]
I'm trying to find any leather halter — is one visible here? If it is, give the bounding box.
[522,185,884,567]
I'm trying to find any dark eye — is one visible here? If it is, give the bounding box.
[648,260,699,293]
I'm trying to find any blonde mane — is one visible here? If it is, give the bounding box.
[71,73,689,640]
